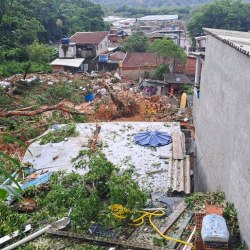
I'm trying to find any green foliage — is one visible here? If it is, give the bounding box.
[188,0,250,41]
[34,81,81,105]
[223,202,240,237]
[0,61,52,77]
[185,192,225,211]
[149,38,186,66]
[123,31,148,52]
[40,123,79,145]
[108,173,147,209]
[0,203,28,236]
[0,0,108,58]
[0,148,148,237]
[182,83,193,95]
[27,41,55,63]
[152,64,170,80]
[0,134,26,201]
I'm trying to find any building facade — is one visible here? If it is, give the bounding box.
[193,28,250,248]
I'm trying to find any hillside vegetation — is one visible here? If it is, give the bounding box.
[92,0,250,7]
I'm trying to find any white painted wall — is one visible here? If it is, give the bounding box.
[58,44,76,58]
[95,36,109,56]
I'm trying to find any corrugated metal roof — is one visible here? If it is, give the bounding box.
[204,28,250,57]
[163,73,192,84]
[138,15,178,21]
[167,155,191,194]
[51,58,85,67]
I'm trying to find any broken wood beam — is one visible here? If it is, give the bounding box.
[159,155,170,159]
[47,230,170,250]
[0,100,87,118]
[167,212,193,249]
[172,132,185,160]
[159,201,187,235]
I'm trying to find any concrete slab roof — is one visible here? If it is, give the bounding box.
[51,58,85,67]
[22,122,181,193]
[204,28,250,57]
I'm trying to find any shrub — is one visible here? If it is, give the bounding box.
[152,64,170,80]
[27,41,55,63]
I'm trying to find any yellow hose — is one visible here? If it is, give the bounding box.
[111,204,194,249]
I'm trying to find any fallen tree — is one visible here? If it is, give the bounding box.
[0,100,87,118]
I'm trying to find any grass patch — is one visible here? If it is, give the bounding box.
[40,123,79,144]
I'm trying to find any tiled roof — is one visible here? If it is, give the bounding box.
[204,28,250,57]
[122,52,161,67]
[109,52,126,62]
[70,31,109,45]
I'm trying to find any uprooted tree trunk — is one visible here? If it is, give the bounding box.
[90,124,101,151]
[0,100,87,118]
[101,81,125,113]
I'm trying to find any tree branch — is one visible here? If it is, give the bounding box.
[0,100,87,118]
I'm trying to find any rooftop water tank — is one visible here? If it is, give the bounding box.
[61,38,70,45]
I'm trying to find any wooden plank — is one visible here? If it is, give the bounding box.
[159,155,170,159]
[168,212,193,249]
[159,201,187,234]
[172,132,185,160]
[47,230,171,250]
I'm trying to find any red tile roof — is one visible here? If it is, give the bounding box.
[122,52,162,67]
[109,52,126,62]
[70,31,109,45]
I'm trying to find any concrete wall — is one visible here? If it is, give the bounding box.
[193,35,250,248]
[58,44,76,58]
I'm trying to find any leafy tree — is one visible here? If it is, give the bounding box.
[188,0,250,40]
[123,31,148,52]
[27,41,54,63]
[149,38,186,68]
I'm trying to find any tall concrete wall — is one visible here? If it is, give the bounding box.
[193,35,250,248]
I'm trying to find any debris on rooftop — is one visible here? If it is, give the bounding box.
[0,69,243,250]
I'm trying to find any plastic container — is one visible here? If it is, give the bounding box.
[85,93,95,102]
[201,214,229,243]
[99,55,108,63]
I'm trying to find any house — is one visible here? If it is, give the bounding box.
[119,52,162,80]
[109,30,129,44]
[195,36,206,52]
[70,31,109,58]
[51,58,85,73]
[146,32,167,43]
[193,28,250,248]
[58,31,109,59]
[163,73,192,94]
